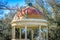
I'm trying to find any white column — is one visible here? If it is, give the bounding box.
[25,26,27,40]
[12,26,15,40]
[46,28,48,40]
[43,28,45,40]
[31,29,34,40]
[39,25,41,40]
[19,28,21,40]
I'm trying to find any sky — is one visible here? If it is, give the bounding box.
[0,0,26,19]
[0,0,37,19]
[0,0,60,19]
[57,0,60,3]
[7,0,26,6]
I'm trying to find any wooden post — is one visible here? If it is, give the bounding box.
[12,26,15,40]
[25,26,27,40]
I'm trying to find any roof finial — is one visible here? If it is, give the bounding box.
[25,0,33,7]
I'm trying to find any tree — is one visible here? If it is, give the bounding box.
[0,0,9,9]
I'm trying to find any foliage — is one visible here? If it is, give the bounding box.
[49,27,60,40]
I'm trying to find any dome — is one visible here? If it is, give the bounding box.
[11,6,48,27]
[17,6,44,19]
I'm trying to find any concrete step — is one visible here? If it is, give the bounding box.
[12,39,30,40]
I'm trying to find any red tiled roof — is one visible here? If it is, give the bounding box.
[17,6,44,18]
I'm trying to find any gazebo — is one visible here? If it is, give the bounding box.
[11,6,48,40]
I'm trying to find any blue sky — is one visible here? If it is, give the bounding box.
[0,0,26,19]
[57,0,60,3]
[0,0,36,19]
[0,0,60,19]
[7,0,26,6]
